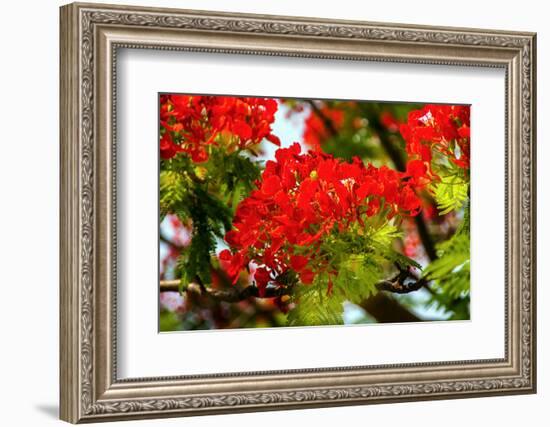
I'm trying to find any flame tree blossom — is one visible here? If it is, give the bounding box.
[400,104,470,183]
[397,104,470,216]
[220,143,423,296]
[159,95,283,291]
[160,95,281,161]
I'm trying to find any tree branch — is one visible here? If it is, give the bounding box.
[161,268,429,301]
[160,280,291,301]
[359,293,421,323]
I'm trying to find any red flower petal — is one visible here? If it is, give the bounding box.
[232,119,252,141]
[265,133,281,146]
[218,249,232,261]
[261,175,282,196]
[299,269,315,285]
[290,255,309,272]
[458,124,470,138]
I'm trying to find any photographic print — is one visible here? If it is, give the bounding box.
[159,95,471,331]
[60,5,536,420]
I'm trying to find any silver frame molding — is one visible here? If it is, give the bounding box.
[60,2,537,423]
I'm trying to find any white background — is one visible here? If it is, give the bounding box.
[118,49,504,377]
[0,0,546,426]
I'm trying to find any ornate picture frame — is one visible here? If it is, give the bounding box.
[60,2,536,423]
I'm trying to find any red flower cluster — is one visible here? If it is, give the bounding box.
[399,104,470,185]
[160,95,281,161]
[303,105,345,150]
[219,143,422,294]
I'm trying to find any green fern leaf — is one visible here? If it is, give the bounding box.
[287,274,345,326]
[423,202,470,300]
[430,174,469,215]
